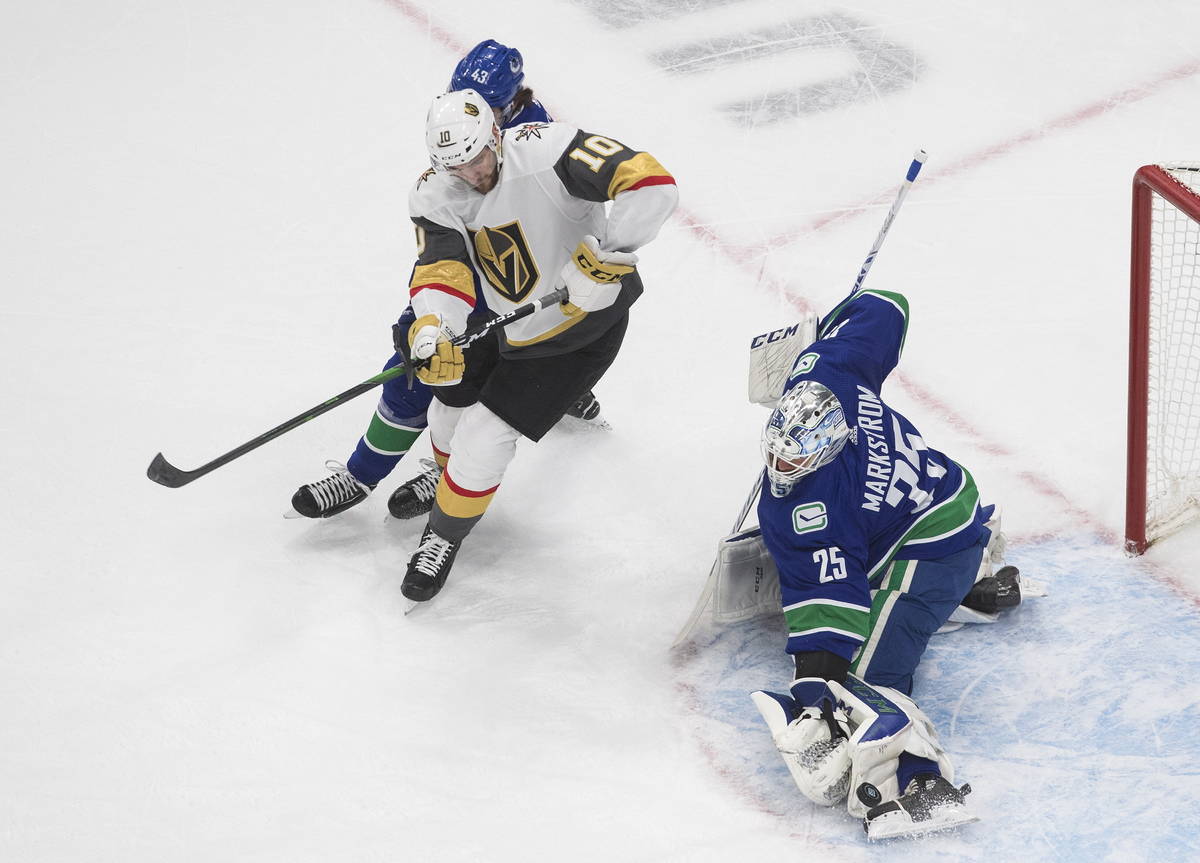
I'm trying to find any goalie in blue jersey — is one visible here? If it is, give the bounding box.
[750,287,1020,840]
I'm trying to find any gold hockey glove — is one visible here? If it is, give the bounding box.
[408,314,465,386]
[559,235,637,317]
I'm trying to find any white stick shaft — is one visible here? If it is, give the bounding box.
[851,149,927,295]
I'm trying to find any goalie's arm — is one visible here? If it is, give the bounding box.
[763,521,873,663]
[809,290,910,392]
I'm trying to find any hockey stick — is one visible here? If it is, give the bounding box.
[851,149,927,296]
[146,287,569,488]
[819,149,928,334]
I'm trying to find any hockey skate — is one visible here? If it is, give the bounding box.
[566,390,602,421]
[961,565,1022,614]
[561,390,610,430]
[402,525,463,602]
[862,773,978,841]
[387,458,442,520]
[289,461,374,519]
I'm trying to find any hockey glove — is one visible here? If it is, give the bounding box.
[407,314,465,386]
[559,235,637,317]
[751,677,853,806]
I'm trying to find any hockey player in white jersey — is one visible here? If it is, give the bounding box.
[288,39,600,522]
[395,88,677,601]
[749,287,1019,840]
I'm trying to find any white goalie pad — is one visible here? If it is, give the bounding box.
[671,527,781,647]
[828,675,955,819]
[748,315,818,406]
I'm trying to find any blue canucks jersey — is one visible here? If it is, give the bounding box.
[504,98,551,127]
[756,290,992,661]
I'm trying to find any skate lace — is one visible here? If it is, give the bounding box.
[412,532,454,577]
[309,460,367,510]
[409,458,442,503]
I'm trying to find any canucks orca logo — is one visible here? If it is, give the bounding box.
[472,221,540,303]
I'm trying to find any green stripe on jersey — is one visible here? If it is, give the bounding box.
[867,465,980,580]
[784,601,870,641]
[364,412,422,456]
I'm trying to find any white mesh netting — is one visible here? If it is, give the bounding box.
[1146,163,1200,543]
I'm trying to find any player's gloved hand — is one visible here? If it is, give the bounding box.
[559,235,637,317]
[751,677,853,806]
[407,314,465,386]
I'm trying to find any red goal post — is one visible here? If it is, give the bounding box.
[1126,163,1200,554]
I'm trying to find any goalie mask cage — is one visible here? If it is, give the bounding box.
[1126,163,1200,554]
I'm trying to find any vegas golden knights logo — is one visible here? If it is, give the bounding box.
[472,221,539,303]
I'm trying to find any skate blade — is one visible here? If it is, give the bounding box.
[1020,576,1049,598]
[282,508,307,520]
[558,413,612,432]
[402,598,426,616]
[865,808,979,841]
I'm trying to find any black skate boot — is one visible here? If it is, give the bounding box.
[290,461,374,518]
[862,773,977,840]
[387,458,442,520]
[961,565,1022,614]
[565,389,602,421]
[402,525,463,602]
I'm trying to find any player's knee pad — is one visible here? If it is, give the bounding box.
[444,404,521,491]
[828,675,954,817]
[427,400,466,455]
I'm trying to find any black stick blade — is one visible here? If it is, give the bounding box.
[146,453,197,488]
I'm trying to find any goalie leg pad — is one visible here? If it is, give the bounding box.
[828,675,955,818]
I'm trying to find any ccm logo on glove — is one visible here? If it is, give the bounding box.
[560,235,637,316]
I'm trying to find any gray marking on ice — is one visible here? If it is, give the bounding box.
[568,0,741,28]
[652,13,923,125]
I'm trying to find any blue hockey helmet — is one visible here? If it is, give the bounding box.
[449,39,525,109]
[762,382,853,497]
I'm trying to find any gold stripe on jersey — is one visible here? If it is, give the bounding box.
[503,310,587,347]
[409,260,476,305]
[607,152,674,199]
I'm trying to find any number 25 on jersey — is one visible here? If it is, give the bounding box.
[813,547,848,583]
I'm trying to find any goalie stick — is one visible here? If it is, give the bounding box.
[146,288,569,489]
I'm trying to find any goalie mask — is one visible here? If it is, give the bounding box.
[425,89,502,179]
[762,382,852,497]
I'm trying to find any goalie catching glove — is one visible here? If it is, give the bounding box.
[751,677,853,806]
[559,235,637,316]
[406,314,465,386]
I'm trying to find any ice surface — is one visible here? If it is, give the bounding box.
[3,0,1200,860]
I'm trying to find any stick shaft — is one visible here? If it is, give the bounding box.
[850,149,928,295]
[147,288,568,488]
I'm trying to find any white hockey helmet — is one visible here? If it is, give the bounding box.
[425,88,502,171]
[762,381,852,497]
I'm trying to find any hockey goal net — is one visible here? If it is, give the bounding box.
[1127,163,1200,554]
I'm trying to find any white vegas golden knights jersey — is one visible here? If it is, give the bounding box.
[407,121,677,358]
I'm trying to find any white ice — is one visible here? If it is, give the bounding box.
[3,1,1200,860]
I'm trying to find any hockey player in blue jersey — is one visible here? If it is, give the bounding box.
[750,287,1007,840]
[290,39,600,519]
